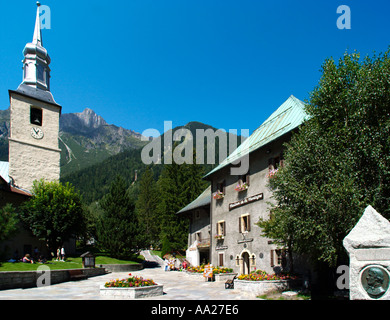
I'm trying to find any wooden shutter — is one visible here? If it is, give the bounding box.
[247,215,251,232]
[219,253,224,267]
[216,223,219,235]
[246,173,250,186]
[239,217,242,233]
[223,221,226,236]
[270,250,275,267]
[222,180,226,195]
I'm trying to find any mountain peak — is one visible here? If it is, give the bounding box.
[75,108,107,128]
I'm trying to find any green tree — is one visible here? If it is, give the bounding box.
[135,167,160,248]
[258,50,390,273]
[20,180,85,254]
[157,151,208,256]
[96,175,138,259]
[0,204,19,243]
[157,162,186,255]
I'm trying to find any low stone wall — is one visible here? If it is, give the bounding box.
[100,284,164,299]
[234,279,301,296]
[184,271,237,282]
[0,268,106,290]
[99,263,144,273]
[214,273,237,282]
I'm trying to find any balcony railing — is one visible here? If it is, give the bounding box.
[196,238,210,248]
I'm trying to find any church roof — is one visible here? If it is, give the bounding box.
[0,161,31,196]
[203,95,308,179]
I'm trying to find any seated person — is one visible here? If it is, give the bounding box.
[22,254,34,264]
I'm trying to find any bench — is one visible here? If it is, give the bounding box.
[225,276,237,289]
[68,269,88,281]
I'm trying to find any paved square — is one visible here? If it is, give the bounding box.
[0,267,257,300]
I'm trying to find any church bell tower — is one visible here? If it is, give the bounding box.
[8,2,61,193]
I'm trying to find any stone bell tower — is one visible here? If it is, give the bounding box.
[8,2,61,193]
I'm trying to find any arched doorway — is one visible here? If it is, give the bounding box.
[241,252,250,275]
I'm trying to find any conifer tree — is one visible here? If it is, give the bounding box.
[135,167,160,249]
[157,150,208,256]
[97,175,138,259]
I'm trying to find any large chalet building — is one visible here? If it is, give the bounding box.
[179,95,310,275]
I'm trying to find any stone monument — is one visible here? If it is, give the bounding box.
[343,205,390,300]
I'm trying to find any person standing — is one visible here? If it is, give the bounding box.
[61,246,65,262]
[56,247,61,261]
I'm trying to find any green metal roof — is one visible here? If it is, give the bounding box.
[204,95,308,179]
[177,185,211,214]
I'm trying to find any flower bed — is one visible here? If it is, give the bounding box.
[185,266,236,282]
[187,265,233,275]
[235,270,300,296]
[100,273,163,299]
[104,274,157,287]
[237,269,297,281]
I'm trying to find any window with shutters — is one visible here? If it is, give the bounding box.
[270,249,284,267]
[268,153,285,178]
[235,171,250,192]
[239,214,251,233]
[217,180,226,194]
[216,220,226,239]
[214,180,226,200]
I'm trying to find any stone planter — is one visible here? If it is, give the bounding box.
[100,284,164,299]
[184,271,237,282]
[234,279,300,296]
[214,273,237,282]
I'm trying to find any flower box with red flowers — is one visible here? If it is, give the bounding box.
[100,273,163,298]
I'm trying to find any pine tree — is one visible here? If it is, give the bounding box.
[135,167,160,249]
[157,150,209,256]
[97,175,138,259]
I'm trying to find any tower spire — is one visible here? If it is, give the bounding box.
[15,1,58,106]
[32,2,42,46]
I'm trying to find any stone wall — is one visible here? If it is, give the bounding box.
[99,263,143,273]
[9,92,61,193]
[234,279,301,296]
[0,267,106,290]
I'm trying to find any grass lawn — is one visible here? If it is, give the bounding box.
[0,255,144,272]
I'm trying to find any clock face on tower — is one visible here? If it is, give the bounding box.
[31,127,44,139]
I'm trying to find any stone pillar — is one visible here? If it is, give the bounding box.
[343,205,390,300]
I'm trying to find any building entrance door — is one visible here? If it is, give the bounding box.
[241,252,250,275]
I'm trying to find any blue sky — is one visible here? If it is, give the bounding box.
[1,0,389,135]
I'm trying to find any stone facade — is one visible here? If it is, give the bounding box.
[8,91,61,193]
[209,134,290,275]
[186,206,211,266]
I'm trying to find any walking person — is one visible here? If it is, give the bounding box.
[60,246,65,262]
[56,247,61,261]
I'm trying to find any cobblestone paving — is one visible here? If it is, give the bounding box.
[0,267,257,300]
